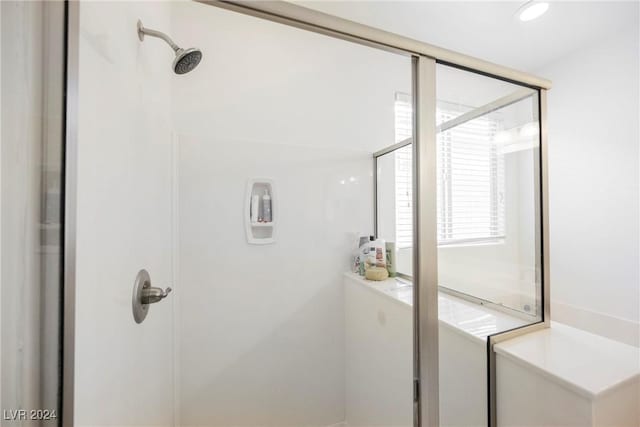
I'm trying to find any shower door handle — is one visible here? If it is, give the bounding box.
[141,286,172,304]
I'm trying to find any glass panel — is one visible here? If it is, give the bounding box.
[173,4,413,425]
[376,145,413,278]
[436,63,542,427]
[435,66,522,126]
[1,1,65,425]
[436,64,541,320]
[74,0,414,425]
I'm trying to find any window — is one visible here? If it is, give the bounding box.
[393,94,505,247]
[394,93,412,143]
[437,107,505,245]
[394,93,412,249]
[394,145,412,248]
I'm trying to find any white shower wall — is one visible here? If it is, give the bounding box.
[74,2,175,426]
[171,3,410,426]
[175,138,370,426]
[74,1,410,426]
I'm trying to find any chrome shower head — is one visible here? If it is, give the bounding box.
[173,48,203,75]
[137,20,202,75]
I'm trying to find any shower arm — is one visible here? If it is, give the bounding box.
[137,21,180,52]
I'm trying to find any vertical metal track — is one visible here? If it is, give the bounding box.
[540,89,551,327]
[413,55,439,427]
[62,1,78,426]
[373,155,378,237]
[487,88,550,427]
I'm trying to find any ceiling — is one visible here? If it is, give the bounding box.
[296,1,639,72]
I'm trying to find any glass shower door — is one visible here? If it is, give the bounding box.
[70,1,415,426]
[172,2,414,426]
[1,2,65,425]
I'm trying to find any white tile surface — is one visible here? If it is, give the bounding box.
[344,272,489,426]
[344,271,413,427]
[75,3,175,425]
[495,321,640,398]
[171,3,411,425]
[438,292,530,342]
[344,273,530,342]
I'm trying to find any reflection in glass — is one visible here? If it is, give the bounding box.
[376,70,542,320]
[436,64,541,320]
[376,145,413,278]
[435,63,542,427]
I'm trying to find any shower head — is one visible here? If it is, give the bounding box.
[137,20,202,75]
[173,48,203,75]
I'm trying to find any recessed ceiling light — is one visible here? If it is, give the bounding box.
[517,1,549,22]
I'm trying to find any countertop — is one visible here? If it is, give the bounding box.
[344,272,640,399]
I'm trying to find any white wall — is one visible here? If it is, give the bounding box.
[171,3,410,426]
[538,25,640,347]
[74,2,175,426]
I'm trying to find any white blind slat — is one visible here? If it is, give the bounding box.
[393,94,505,247]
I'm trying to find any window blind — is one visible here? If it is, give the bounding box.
[437,109,505,245]
[393,93,505,247]
[394,94,413,248]
[394,93,412,143]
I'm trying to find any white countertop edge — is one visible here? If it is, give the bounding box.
[344,272,506,345]
[344,272,413,310]
[439,319,488,345]
[596,373,640,399]
[493,323,640,400]
[494,344,640,399]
